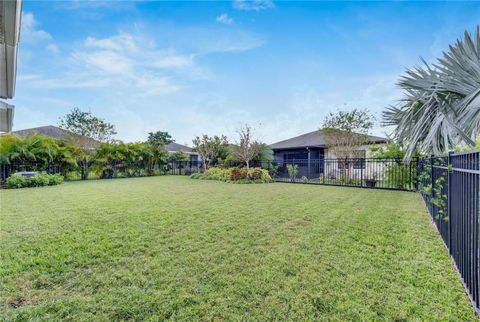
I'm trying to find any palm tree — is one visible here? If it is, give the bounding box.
[383,26,480,158]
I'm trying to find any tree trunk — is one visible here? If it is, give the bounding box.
[246,159,250,180]
[81,157,89,180]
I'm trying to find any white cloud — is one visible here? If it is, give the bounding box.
[233,0,274,11]
[196,30,265,53]
[152,51,193,69]
[46,43,59,53]
[84,34,138,53]
[216,13,234,25]
[74,50,133,74]
[24,33,188,96]
[21,12,52,43]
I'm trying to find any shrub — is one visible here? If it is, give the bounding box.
[6,175,28,189]
[287,164,298,182]
[190,167,273,183]
[230,168,247,181]
[301,176,309,183]
[30,173,51,187]
[248,168,272,182]
[205,167,230,181]
[48,174,64,185]
[6,173,64,189]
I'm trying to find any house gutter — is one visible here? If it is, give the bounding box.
[0,0,22,133]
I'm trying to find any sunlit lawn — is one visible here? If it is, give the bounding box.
[0,176,476,320]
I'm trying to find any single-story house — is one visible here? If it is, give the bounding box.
[6,125,101,150]
[269,129,388,179]
[165,142,200,162]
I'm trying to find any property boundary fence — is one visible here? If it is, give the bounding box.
[2,152,480,313]
[417,150,480,314]
[1,158,417,190]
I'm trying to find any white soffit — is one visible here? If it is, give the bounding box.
[0,100,14,132]
[0,0,22,99]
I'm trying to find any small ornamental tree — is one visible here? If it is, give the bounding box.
[147,131,174,147]
[231,124,262,179]
[59,107,117,179]
[59,107,117,143]
[322,109,375,177]
[192,135,229,169]
[169,150,189,162]
[322,109,375,158]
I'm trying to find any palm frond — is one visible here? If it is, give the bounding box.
[383,25,480,158]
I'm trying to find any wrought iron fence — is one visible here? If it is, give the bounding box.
[269,158,416,190]
[1,158,417,190]
[417,150,480,314]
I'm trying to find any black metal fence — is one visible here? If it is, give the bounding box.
[271,158,416,190]
[1,158,417,190]
[0,160,203,182]
[417,150,480,314]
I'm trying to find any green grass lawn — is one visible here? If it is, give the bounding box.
[0,176,476,320]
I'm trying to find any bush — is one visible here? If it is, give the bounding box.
[30,173,51,187]
[205,167,230,181]
[6,175,28,189]
[287,164,298,182]
[301,176,309,183]
[6,173,64,189]
[190,167,273,184]
[48,174,64,185]
[248,168,272,182]
[230,168,247,181]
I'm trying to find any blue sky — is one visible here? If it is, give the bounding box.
[12,0,480,145]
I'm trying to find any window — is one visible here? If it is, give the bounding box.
[283,152,308,161]
[283,152,309,167]
[353,150,366,169]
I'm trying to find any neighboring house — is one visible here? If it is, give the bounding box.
[165,142,200,162]
[7,125,101,150]
[270,129,388,179]
[270,129,387,161]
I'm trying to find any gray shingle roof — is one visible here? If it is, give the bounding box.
[9,125,101,150]
[165,142,195,154]
[270,130,388,150]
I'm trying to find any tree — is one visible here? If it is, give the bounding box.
[322,109,375,178]
[383,26,480,159]
[231,124,262,179]
[147,131,174,147]
[169,150,189,162]
[192,134,228,169]
[59,108,117,180]
[59,107,117,143]
[0,133,78,172]
[322,109,375,159]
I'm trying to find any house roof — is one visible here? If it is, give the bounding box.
[9,125,101,150]
[270,130,388,150]
[165,142,196,154]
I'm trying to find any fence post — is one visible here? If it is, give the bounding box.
[409,159,412,190]
[447,151,453,253]
[415,158,419,191]
[430,155,434,214]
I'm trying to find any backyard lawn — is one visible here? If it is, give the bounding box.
[0,176,476,320]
